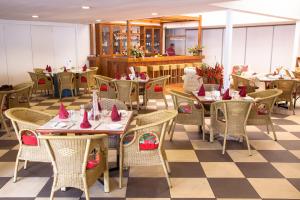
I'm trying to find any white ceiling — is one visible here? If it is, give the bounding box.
[0,0,232,24]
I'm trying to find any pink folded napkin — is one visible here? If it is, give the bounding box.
[111,105,121,121]
[47,66,52,72]
[140,72,147,80]
[115,72,121,80]
[197,85,205,96]
[239,86,247,97]
[46,65,49,70]
[64,67,67,72]
[82,64,87,71]
[58,103,69,119]
[126,74,131,80]
[80,111,92,128]
[222,89,232,100]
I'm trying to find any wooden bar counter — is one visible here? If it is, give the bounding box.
[102,55,204,77]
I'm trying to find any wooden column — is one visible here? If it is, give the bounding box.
[89,24,96,55]
[127,20,131,56]
[198,15,202,48]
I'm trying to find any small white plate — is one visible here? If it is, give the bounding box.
[119,110,127,117]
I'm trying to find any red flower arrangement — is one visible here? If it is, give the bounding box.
[196,63,224,85]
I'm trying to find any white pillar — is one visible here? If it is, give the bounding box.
[292,21,300,69]
[222,10,233,89]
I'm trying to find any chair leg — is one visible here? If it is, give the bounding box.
[24,160,28,169]
[159,152,172,188]
[163,96,168,108]
[266,123,270,134]
[222,132,227,155]
[82,178,90,200]
[13,152,21,182]
[269,120,277,141]
[119,156,123,189]
[103,161,110,193]
[1,118,10,135]
[244,134,252,156]
[50,176,57,200]
[202,125,205,141]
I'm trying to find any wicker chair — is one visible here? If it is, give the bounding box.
[145,75,169,108]
[7,82,33,108]
[28,72,54,95]
[169,90,205,140]
[57,72,76,99]
[33,68,44,74]
[94,75,116,99]
[273,80,296,114]
[0,92,10,134]
[38,134,109,200]
[247,89,282,141]
[77,68,98,94]
[231,74,256,93]
[114,80,139,110]
[4,108,53,182]
[210,100,253,155]
[119,110,178,188]
[292,72,300,109]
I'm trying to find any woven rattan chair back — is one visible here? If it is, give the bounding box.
[39,134,109,199]
[273,79,296,114]
[114,80,138,110]
[231,74,256,93]
[169,90,205,140]
[145,75,169,108]
[119,110,178,188]
[8,82,33,108]
[33,68,44,74]
[28,72,53,95]
[0,92,9,135]
[212,100,253,155]
[94,75,116,99]
[57,72,75,98]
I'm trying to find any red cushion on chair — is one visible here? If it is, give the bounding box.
[139,132,159,150]
[21,130,38,146]
[38,79,46,85]
[154,85,163,92]
[100,85,108,91]
[86,159,99,169]
[81,76,87,83]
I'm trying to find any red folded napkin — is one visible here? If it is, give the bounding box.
[82,64,87,71]
[46,65,49,70]
[80,111,92,128]
[21,130,38,146]
[111,105,121,121]
[47,66,52,72]
[126,74,131,80]
[140,72,146,80]
[64,67,67,72]
[86,159,100,169]
[222,89,232,100]
[58,102,69,119]
[115,72,121,80]
[239,86,247,97]
[198,85,205,96]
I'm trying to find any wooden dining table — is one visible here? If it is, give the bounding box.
[192,90,254,142]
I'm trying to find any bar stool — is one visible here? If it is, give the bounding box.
[160,64,171,83]
[148,65,160,78]
[169,64,178,84]
[177,63,186,83]
[134,66,148,74]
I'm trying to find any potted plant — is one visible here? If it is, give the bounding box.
[130,45,145,58]
[188,46,203,56]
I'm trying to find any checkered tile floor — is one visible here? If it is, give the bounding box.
[1,93,300,199]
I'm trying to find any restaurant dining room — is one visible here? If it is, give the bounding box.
[1,0,300,199]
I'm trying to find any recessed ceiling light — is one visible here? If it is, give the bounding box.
[96,19,102,22]
[152,12,158,16]
[81,6,90,10]
[32,15,39,18]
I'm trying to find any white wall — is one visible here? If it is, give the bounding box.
[0,20,90,85]
[202,24,295,73]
